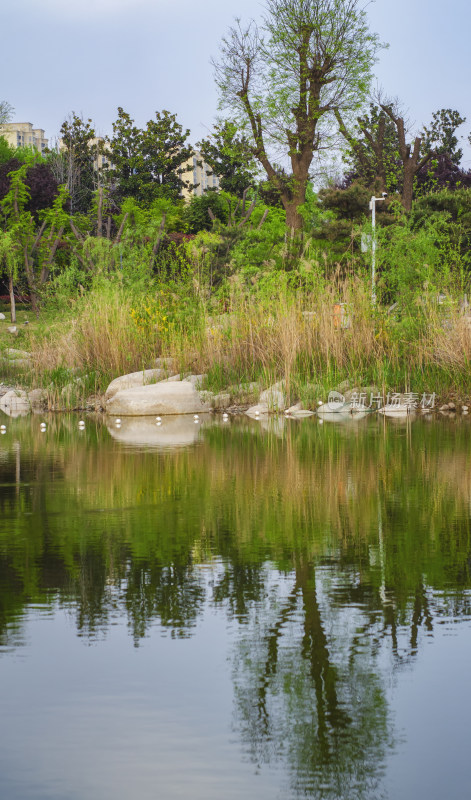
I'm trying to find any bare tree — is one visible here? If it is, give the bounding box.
[0,100,14,125]
[213,0,382,242]
[378,97,434,211]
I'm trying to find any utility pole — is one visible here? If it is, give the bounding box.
[369,193,387,305]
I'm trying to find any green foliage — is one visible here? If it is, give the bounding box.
[0,229,21,281]
[411,188,471,234]
[339,103,402,193]
[422,108,467,165]
[59,113,97,214]
[377,208,471,308]
[197,120,258,197]
[106,107,193,204]
[0,135,15,164]
[184,192,228,233]
[213,0,383,231]
[228,206,286,273]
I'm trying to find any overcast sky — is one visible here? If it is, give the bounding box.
[2,0,470,166]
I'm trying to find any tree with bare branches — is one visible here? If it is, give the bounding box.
[0,100,14,125]
[377,99,435,212]
[213,0,382,244]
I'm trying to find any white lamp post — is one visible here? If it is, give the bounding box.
[369,193,387,305]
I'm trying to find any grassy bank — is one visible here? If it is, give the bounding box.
[2,265,471,410]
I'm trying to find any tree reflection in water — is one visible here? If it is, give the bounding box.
[1,414,471,797]
[227,559,392,800]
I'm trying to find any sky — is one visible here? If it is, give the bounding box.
[2,0,470,167]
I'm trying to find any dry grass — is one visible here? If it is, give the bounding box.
[28,286,160,389]
[24,276,471,405]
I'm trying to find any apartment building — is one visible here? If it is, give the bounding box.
[181,150,220,199]
[0,122,48,153]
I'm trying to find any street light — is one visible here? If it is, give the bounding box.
[369,193,387,305]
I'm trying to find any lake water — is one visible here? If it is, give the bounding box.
[1,412,470,800]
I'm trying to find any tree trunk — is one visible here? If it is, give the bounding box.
[283,202,305,268]
[23,250,40,316]
[8,274,16,324]
[285,203,304,232]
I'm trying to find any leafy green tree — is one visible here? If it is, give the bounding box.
[106,108,193,205]
[213,0,382,239]
[336,103,403,194]
[141,110,193,203]
[415,110,469,195]
[54,113,97,214]
[422,109,466,165]
[0,229,21,321]
[197,121,258,197]
[105,107,143,200]
[336,103,469,210]
[0,164,67,314]
[0,136,15,165]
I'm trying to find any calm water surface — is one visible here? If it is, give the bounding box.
[1,412,471,799]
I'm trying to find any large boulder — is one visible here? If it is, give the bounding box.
[259,381,286,411]
[0,389,30,417]
[246,403,269,417]
[105,369,166,402]
[106,380,212,416]
[28,388,48,409]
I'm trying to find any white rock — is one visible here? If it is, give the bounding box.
[183,373,207,388]
[290,409,315,418]
[7,326,17,334]
[213,392,231,410]
[228,381,260,397]
[198,390,215,405]
[5,348,31,359]
[28,388,47,409]
[246,403,269,418]
[106,380,212,416]
[0,313,5,320]
[285,402,303,414]
[259,381,286,411]
[0,389,30,417]
[104,369,166,401]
